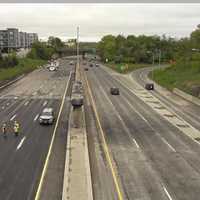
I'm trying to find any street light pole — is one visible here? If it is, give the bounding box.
[77,26,79,69]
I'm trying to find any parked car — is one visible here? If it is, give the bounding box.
[145,83,154,90]
[89,63,93,67]
[39,108,54,125]
[84,67,89,71]
[110,87,120,95]
[95,63,99,67]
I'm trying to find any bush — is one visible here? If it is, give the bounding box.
[0,54,19,69]
[27,42,55,60]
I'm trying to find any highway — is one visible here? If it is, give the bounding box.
[0,58,73,200]
[1,57,200,200]
[83,62,200,200]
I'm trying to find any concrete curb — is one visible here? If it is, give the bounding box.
[62,106,93,200]
[82,106,94,200]
[173,88,200,107]
[0,74,25,90]
[62,106,73,200]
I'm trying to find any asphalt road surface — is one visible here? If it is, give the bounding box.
[84,63,200,200]
[0,58,73,200]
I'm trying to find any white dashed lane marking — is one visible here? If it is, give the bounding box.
[16,136,26,150]
[24,101,29,106]
[10,114,17,121]
[43,101,47,106]
[132,138,140,148]
[34,114,39,122]
[163,186,173,200]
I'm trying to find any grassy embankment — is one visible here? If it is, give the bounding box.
[151,61,200,97]
[106,62,151,74]
[0,58,46,82]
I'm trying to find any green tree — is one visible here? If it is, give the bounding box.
[28,42,54,60]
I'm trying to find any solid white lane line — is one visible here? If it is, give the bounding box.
[163,186,173,200]
[123,96,151,125]
[161,137,176,152]
[43,101,47,106]
[10,114,17,121]
[16,136,26,150]
[132,138,140,148]
[34,114,39,121]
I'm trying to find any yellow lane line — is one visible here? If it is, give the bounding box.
[84,72,124,200]
[35,72,71,200]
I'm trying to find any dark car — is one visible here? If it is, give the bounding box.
[145,83,154,90]
[84,67,89,71]
[110,87,120,95]
[89,63,93,67]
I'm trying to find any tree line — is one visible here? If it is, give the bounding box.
[0,36,65,69]
[97,25,200,64]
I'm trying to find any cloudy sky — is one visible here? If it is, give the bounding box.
[0,4,199,41]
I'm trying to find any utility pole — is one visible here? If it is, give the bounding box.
[77,26,79,69]
[75,26,80,81]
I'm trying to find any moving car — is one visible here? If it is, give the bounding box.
[70,61,74,65]
[110,87,120,95]
[95,63,99,67]
[39,108,54,125]
[145,83,154,90]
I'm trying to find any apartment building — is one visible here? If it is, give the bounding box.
[28,33,38,46]
[0,28,38,52]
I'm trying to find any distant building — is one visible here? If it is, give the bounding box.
[28,33,38,46]
[0,30,8,51]
[19,32,26,49]
[7,28,19,49]
[0,28,38,52]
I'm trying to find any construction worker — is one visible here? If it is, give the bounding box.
[14,121,20,137]
[2,122,7,137]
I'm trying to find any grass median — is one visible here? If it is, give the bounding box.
[151,61,200,97]
[0,58,46,82]
[106,62,151,74]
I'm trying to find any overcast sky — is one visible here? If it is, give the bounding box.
[0,4,199,41]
